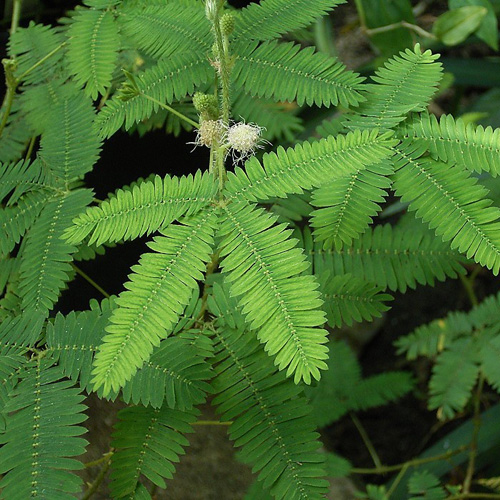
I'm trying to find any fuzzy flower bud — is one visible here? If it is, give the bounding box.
[220,13,235,35]
[226,122,266,162]
[193,119,224,148]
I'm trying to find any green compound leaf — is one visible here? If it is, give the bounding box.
[233,40,365,108]
[393,141,500,275]
[319,272,392,328]
[310,160,393,250]
[407,113,500,177]
[219,202,328,385]
[64,171,217,246]
[0,360,88,500]
[345,44,442,131]
[92,208,218,396]
[96,52,212,138]
[305,224,466,293]
[232,0,344,43]
[67,7,120,99]
[429,339,479,419]
[19,189,94,314]
[225,129,396,202]
[211,322,328,500]
[110,405,198,498]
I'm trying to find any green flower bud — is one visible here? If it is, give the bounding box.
[193,92,219,121]
[220,13,235,36]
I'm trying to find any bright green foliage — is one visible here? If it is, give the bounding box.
[234,41,365,107]
[408,113,500,176]
[0,361,88,500]
[110,405,198,498]
[393,142,500,274]
[310,160,393,249]
[305,224,466,293]
[225,129,396,202]
[232,0,344,43]
[39,95,102,182]
[8,22,64,85]
[117,4,211,59]
[65,171,218,245]
[4,0,500,497]
[67,7,120,99]
[92,210,218,395]
[0,160,51,206]
[219,202,328,384]
[46,298,114,392]
[408,471,447,500]
[19,189,93,314]
[0,190,50,257]
[345,44,443,130]
[96,51,212,137]
[319,272,392,328]
[210,285,328,500]
[121,333,214,409]
[307,339,413,428]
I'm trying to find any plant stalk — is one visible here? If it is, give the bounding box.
[10,0,22,35]
[350,413,383,469]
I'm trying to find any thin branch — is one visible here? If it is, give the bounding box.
[10,0,22,35]
[192,420,232,426]
[72,263,111,299]
[350,413,383,469]
[350,445,467,474]
[140,93,199,128]
[365,20,436,39]
[463,374,485,495]
[82,452,113,500]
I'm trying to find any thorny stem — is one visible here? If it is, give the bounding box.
[463,374,485,495]
[351,445,468,474]
[71,263,111,299]
[350,413,383,469]
[140,93,199,128]
[82,451,113,500]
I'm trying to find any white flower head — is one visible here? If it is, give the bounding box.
[191,119,224,149]
[225,121,268,163]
